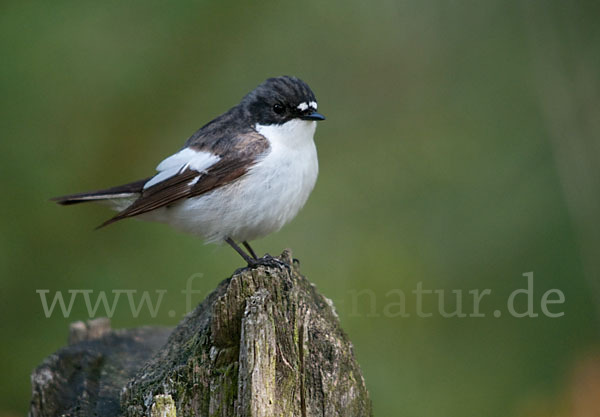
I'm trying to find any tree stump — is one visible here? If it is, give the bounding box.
[29,250,372,416]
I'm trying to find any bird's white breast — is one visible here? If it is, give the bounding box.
[153,119,319,243]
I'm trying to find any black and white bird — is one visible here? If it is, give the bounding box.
[53,76,325,266]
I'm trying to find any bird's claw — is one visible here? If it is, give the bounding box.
[248,254,292,272]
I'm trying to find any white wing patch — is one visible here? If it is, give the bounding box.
[143,148,220,190]
[188,176,201,186]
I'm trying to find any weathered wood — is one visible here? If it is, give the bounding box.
[29,250,372,416]
[29,320,172,417]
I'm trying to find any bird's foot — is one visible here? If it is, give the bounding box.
[248,253,292,272]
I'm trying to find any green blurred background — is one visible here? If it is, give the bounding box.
[2,1,600,416]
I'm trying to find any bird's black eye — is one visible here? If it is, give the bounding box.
[273,103,285,115]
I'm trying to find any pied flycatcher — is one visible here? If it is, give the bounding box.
[53,76,325,266]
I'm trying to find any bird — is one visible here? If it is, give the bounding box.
[52,76,325,267]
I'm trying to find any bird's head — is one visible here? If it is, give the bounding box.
[241,76,325,126]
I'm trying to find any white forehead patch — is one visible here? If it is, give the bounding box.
[297,102,309,111]
[297,101,318,111]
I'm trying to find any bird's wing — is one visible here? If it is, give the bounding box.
[99,130,269,227]
[142,147,221,190]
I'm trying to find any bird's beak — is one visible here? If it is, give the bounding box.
[300,112,326,121]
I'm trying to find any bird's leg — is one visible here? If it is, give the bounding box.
[225,238,291,271]
[242,241,258,260]
[225,237,255,265]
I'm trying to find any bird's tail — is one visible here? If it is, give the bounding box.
[51,178,150,206]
